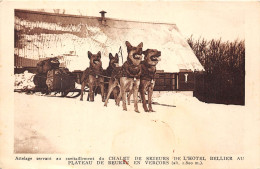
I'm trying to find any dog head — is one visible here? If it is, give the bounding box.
[109,53,119,68]
[49,57,60,69]
[88,51,102,69]
[125,41,143,66]
[143,49,161,66]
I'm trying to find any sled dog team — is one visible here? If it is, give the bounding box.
[80,41,161,113]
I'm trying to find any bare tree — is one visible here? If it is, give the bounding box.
[187,35,245,105]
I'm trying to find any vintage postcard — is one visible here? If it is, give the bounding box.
[0,1,259,169]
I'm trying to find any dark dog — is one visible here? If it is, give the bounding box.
[104,53,120,100]
[80,51,105,102]
[128,49,161,112]
[105,53,120,76]
[104,41,143,113]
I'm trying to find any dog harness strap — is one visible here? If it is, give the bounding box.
[88,67,104,77]
[141,63,156,81]
[105,65,114,76]
[122,61,141,79]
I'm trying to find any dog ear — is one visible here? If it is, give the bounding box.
[109,53,113,59]
[115,53,119,59]
[158,51,161,57]
[88,51,92,59]
[137,42,143,48]
[125,41,132,51]
[143,49,149,56]
[97,51,101,57]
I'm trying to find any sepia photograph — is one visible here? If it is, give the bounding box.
[0,1,260,169]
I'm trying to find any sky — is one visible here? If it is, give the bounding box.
[31,1,249,41]
[88,1,246,41]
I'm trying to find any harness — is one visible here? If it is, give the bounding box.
[140,61,156,82]
[121,59,142,79]
[82,66,104,82]
[104,64,115,77]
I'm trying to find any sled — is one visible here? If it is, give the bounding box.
[14,67,88,98]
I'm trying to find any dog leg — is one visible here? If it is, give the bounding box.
[116,78,127,107]
[148,85,155,112]
[127,80,134,106]
[140,81,150,112]
[89,76,96,102]
[115,89,121,106]
[120,77,129,111]
[127,89,133,105]
[89,90,94,101]
[140,89,148,112]
[89,86,94,102]
[88,83,95,102]
[133,79,140,113]
[80,81,86,101]
[112,87,119,104]
[104,80,117,106]
[121,90,127,111]
[99,77,105,102]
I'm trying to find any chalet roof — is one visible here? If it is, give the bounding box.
[15,9,204,72]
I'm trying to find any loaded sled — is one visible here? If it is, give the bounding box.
[15,57,86,98]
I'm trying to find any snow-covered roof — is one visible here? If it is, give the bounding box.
[15,9,204,72]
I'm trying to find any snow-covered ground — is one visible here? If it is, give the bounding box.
[13,71,250,169]
[14,91,246,156]
[14,71,35,90]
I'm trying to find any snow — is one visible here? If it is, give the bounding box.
[13,71,247,166]
[15,15,204,73]
[14,71,35,90]
[14,91,246,157]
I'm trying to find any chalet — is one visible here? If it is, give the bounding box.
[14,9,204,95]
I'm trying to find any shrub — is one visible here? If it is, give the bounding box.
[187,36,245,105]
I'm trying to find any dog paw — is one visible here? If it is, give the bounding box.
[135,110,140,113]
[149,109,155,112]
[104,103,107,107]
